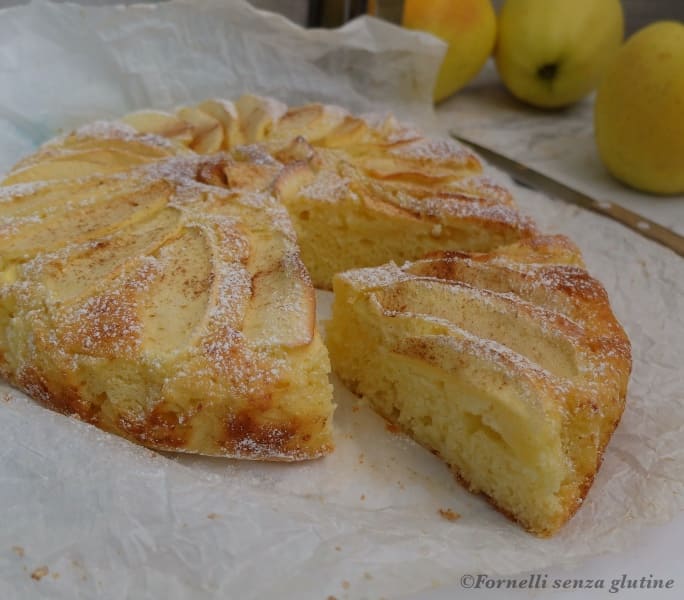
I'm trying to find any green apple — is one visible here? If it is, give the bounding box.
[495,0,624,109]
[595,21,684,195]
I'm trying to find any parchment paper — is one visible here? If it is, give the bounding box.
[1,1,683,599]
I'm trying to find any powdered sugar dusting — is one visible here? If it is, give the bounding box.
[420,195,532,227]
[1,213,42,236]
[377,182,534,231]
[233,144,281,166]
[385,125,423,144]
[73,120,178,150]
[450,174,513,205]
[0,180,49,202]
[337,262,410,290]
[390,137,474,164]
[299,170,350,203]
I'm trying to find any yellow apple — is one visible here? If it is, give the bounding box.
[595,21,684,195]
[401,0,497,103]
[495,0,624,108]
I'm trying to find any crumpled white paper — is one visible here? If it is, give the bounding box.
[1,1,683,599]
[0,0,444,172]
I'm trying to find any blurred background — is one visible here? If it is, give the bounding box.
[0,0,681,34]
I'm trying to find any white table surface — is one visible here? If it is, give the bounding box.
[404,63,684,600]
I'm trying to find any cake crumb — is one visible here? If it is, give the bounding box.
[31,566,49,581]
[335,546,342,552]
[385,422,401,434]
[358,453,364,464]
[207,513,220,520]
[327,596,338,600]
[12,546,25,558]
[438,508,461,522]
[360,494,366,501]
[342,580,350,590]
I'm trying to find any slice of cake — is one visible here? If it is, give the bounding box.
[0,136,334,460]
[272,140,537,289]
[326,236,631,535]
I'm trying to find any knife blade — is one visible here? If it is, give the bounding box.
[451,134,684,258]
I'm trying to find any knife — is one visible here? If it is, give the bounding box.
[451,134,684,258]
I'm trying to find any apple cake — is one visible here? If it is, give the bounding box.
[0,95,630,535]
[326,235,631,535]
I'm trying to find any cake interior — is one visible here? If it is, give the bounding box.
[326,270,596,536]
[282,181,526,290]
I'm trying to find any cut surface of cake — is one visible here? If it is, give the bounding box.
[326,235,631,535]
[0,135,333,460]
